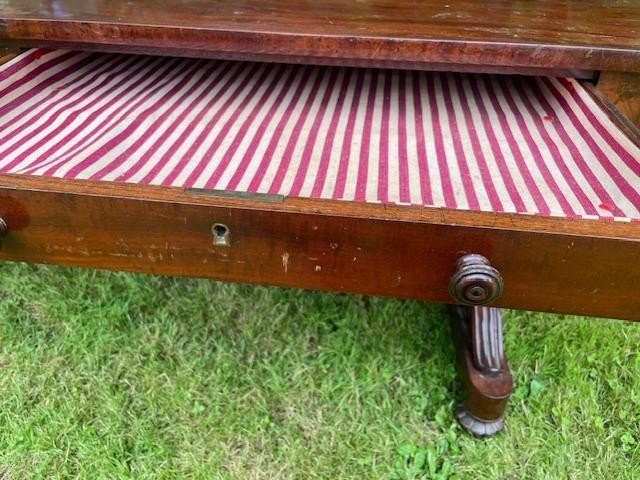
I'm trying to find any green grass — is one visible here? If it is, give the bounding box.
[0,262,638,479]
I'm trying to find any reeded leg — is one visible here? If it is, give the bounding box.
[448,304,512,437]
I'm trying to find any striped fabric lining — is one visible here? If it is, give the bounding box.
[0,49,638,221]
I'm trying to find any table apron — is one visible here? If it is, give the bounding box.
[0,187,638,321]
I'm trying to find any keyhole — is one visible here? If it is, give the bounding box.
[212,223,231,247]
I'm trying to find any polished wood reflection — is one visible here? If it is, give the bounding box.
[1,1,640,73]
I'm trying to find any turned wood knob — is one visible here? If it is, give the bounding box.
[449,254,503,306]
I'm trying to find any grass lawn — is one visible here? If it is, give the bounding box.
[0,262,638,479]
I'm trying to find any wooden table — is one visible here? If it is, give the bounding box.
[0,0,639,437]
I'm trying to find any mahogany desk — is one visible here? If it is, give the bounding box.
[0,1,639,437]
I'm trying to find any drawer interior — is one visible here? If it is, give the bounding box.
[1,49,639,222]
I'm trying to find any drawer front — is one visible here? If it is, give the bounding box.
[0,181,638,321]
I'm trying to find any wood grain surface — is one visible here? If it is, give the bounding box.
[0,1,639,73]
[0,48,18,63]
[597,72,640,131]
[0,175,638,321]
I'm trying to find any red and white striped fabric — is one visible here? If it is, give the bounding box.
[0,49,639,221]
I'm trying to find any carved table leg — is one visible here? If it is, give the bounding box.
[448,304,512,437]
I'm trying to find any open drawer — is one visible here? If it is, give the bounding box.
[0,49,638,320]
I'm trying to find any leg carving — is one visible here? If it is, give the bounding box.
[448,305,512,437]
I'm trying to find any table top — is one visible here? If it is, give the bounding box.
[1,1,640,73]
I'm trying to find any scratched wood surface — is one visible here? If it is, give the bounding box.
[1,1,639,73]
[0,175,638,321]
